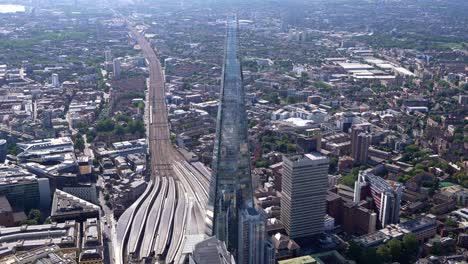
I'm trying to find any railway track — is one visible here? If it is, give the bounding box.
[117,26,211,264]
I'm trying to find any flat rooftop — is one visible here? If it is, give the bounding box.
[51,189,100,217]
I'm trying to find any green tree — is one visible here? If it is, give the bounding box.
[402,233,420,261]
[96,117,115,132]
[116,114,131,123]
[28,209,41,222]
[359,248,381,264]
[75,122,88,134]
[431,243,442,255]
[126,119,145,134]
[287,143,296,153]
[255,158,268,168]
[329,157,338,173]
[262,92,280,104]
[286,96,297,104]
[86,129,97,142]
[7,144,19,156]
[339,168,360,187]
[114,125,126,136]
[445,217,458,227]
[376,244,392,263]
[405,144,419,153]
[299,71,309,87]
[249,120,258,128]
[74,135,85,152]
[388,239,403,262]
[347,242,362,262]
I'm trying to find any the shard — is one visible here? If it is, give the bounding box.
[207,15,254,260]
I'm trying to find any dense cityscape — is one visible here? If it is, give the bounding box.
[0,0,467,264]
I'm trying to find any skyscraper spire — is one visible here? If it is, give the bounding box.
[207,15,254,260]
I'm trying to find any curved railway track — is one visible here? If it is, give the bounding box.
[116,26,211,264]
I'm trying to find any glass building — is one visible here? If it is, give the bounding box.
[208,16,255,262]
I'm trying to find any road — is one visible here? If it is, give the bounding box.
[115,25,210,264]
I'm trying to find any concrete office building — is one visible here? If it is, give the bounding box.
[351,125,370,164]
[281,153,329,240]
[17,137,75,163]
[354,170,403,228]
[52,73,60,87]
[42,109,53,129]
[51,189,100,222]
[238,207,269,264]
[0,164,51,210]
[0,220,79,254]
[104,49,112,62]
[79,218,104,264]
[0,244,77,264]
[113,58,121,79]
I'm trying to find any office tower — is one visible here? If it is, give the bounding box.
[0,139,6,163]
[0,164,50,210]
[51,73,59,87]
[208,16,258,262]
[350,124,370,164]
[42,109,53,129]
[281,153,329,239]
[238,207,268,264]
[264,239,275,264]
[105,49,112,62]
[339,112,355,133]
[113,58,121,79]
[354,170,402,228]
[296,128,321,152]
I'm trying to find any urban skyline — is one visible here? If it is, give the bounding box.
[0,0,467,264]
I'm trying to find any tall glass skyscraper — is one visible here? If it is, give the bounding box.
[207,16,255,262]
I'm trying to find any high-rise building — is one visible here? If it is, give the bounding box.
[264,239,276,264]
[296,128,321,152]
[281,153,329,240]
[0,164,51,210]
[354,170,402,228]
[51,73,60,87]
[238,207,267,264]
[42,109,53,129]
[113,58,121,79]
[104,49,112,62]
[350,124,370,164]
[208,16,262,263]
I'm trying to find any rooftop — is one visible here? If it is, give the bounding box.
[0,164,37,186]
[278,255,319,264]
[0,221,78,254]
[284,152,329,165]
[354,231,389,247]
[51,189,100,217]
